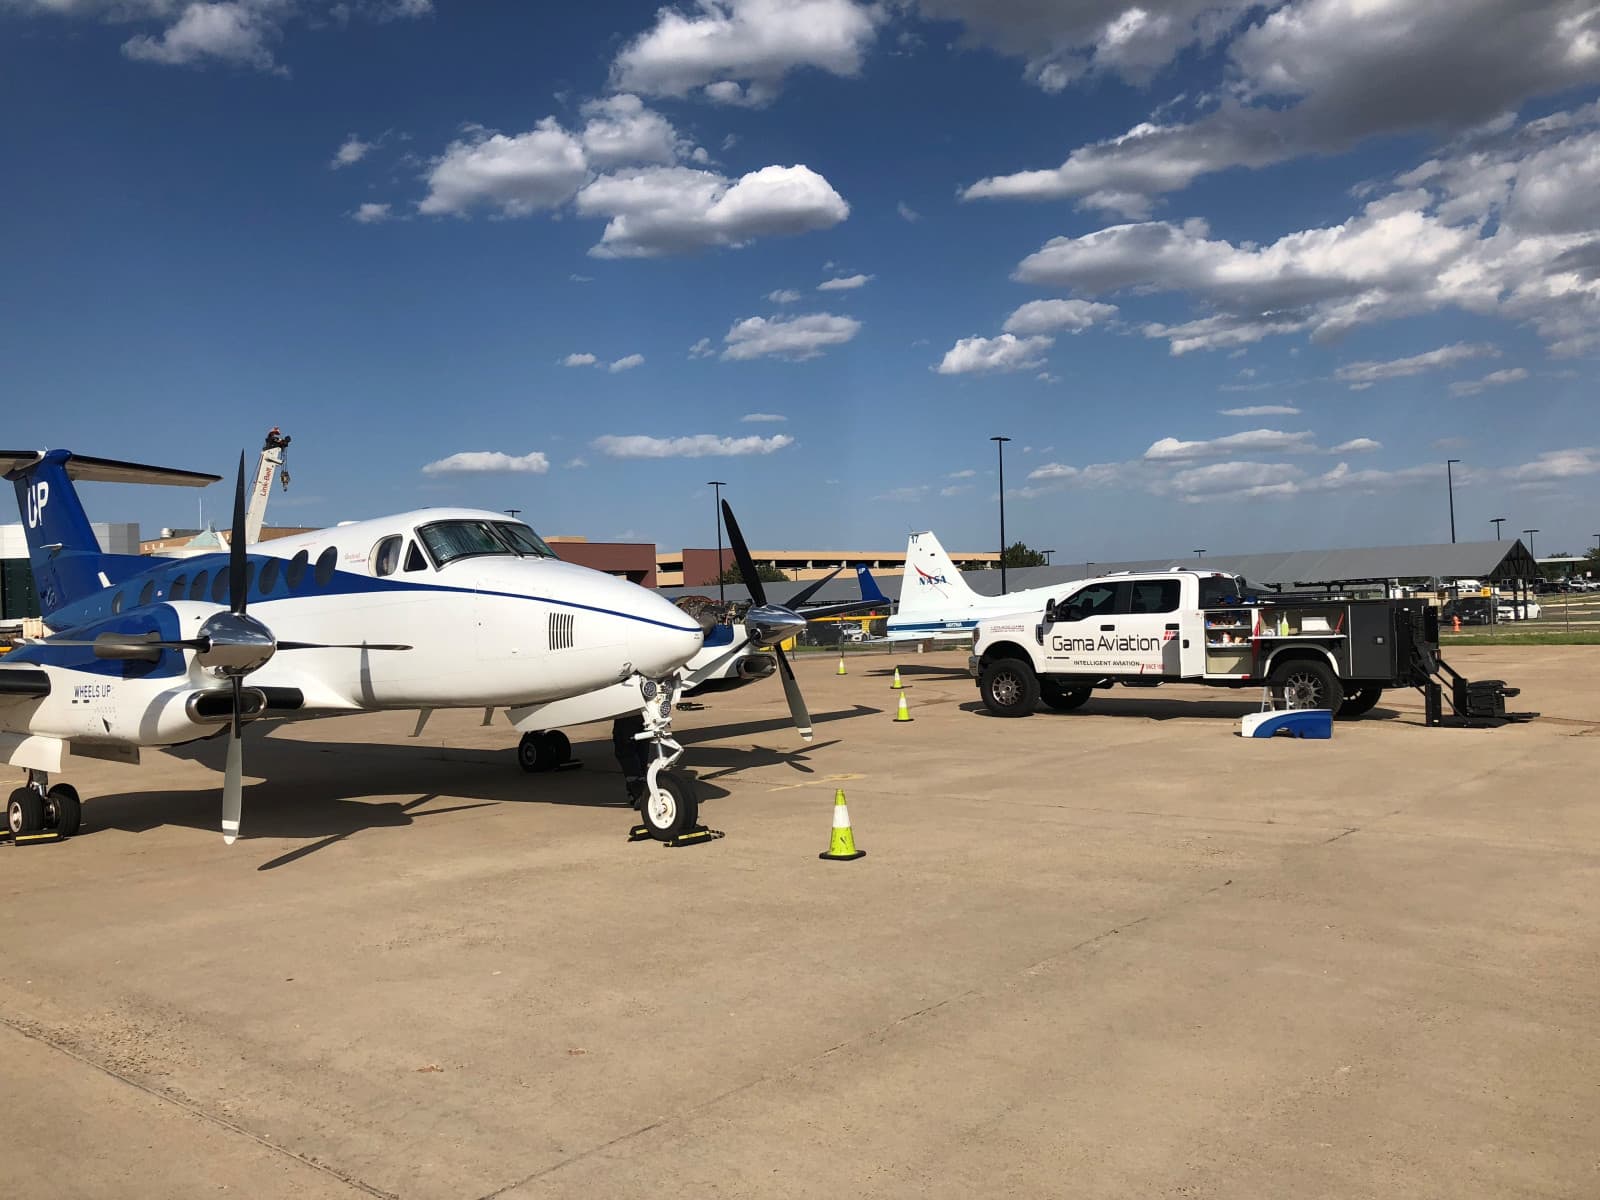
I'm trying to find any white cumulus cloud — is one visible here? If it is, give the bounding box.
[594,433,796,458]
[720,312,861,360]
[562,352,598,367]
[1002,298,1119,335]
[422,450,550,475]
[419,120,588,217]
[1450,367,1530,396]
[1336,342,1499,388]
[1219,404,1300,416]
[818,272,872,290]
[331,134,372,169]
[767,288,802,303]
[352,202,391,223]
[610,0,883,105]
[609,353,645,372]
[1144,429,1317,460]
[578,163,849,257]
[935,333,1053,375]
[741,412,787,422]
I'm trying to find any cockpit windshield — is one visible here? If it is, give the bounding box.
[493,522,557,559]
[416,519,558,567]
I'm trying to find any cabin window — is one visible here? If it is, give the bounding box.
[171,574,186,600]
[190,570,209,601]
[257,558,280,594]
[286,550,310,590]
[139,580,155,608]
[370,535,403,578]
[314,546,338,587]
[403,540,428,572]
[211,571,229,604]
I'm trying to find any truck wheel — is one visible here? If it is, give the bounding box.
[1336,686,1383,719]
[1269,659,1344,713]
[1039,682,1091,712]
[980,658,1039,717]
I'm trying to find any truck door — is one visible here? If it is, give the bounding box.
[1042,580,1126,675]
[1118,577,1184,677]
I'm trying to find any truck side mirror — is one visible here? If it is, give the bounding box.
[1043,600,1057,623]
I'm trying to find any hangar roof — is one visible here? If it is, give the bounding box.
[660,539,1543,606]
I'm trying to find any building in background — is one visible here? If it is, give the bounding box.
[545,537,657,587]
[1,522,141,620]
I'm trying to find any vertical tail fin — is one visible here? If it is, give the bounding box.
[855,563,887,605]
[2,450,219,616]
[894,530,978,624]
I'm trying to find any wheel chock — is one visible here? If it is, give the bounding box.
[627,823,723,847]
[10,829,64,846]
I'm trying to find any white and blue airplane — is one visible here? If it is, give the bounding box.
[885,531,1080,643]
[0,450,821,846]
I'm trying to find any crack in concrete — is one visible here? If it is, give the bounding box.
[0,1014,398,1200]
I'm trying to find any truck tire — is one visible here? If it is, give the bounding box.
[1336,686,1383,719]
[980,658,1039,717]
[1039,681,1091,712]
[1268,658,1344,713]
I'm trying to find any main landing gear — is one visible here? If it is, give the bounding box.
[516,729,573,773]
[5,770,82,844]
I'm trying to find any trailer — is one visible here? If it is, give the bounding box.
[968,570,1531,726]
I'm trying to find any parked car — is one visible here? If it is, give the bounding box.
[1497,600,1541,620]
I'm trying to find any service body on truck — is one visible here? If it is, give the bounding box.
[969,569,1442,719]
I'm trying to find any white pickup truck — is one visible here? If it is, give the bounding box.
[969,569,1446,720]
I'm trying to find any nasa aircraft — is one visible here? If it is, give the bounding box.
[885,531,1079,643]
[0,450,822,846]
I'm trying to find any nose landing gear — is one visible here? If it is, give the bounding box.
[5,771,81,845]
[616,675,719,848]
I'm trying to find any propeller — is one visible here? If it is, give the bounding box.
[720,500,814,741]
[47,451,409,843]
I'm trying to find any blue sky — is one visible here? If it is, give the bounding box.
[2,0,1597,561]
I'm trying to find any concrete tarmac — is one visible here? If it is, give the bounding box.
[3,646,1597,1199]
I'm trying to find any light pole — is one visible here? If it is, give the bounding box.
[1041,549,1054,565]
[991,436,1011,594]
[707,481,727,601]
[504,508,521,519]
[1490,516,1505,540]
[1446,459,1460,543]
[1523,528,1539,558]
[1194,549,1206,560]
[1593,533,1600,552]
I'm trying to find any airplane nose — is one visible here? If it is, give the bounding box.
[628,596,704,678]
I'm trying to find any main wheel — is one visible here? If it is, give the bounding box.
[1039,681,1092,712]
[44,784,82,837]
[1336,686,1383,719]
[639,770,699,842]
[541,730,571,765]
[7,787,44,836]
[517,731,558,773]
[979,657,1040,717]
[1269,659,1344,713]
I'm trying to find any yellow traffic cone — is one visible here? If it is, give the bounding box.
[836,654,847,676]
[819,788,865,861]
[893,692,913,722]
[890,666,904,690]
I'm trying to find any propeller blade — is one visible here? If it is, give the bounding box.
[222,676,243,844]
[784,566,843,610]
[46,632,206,660]
[228,450,249,616]
[277,641,412,651]
[772,646,813,741]
[719,499,767,607]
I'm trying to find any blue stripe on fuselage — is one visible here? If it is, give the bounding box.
[38,553,700,648]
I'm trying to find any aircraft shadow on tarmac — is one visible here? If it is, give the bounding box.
[958,698,1407,723]
[72,704,880,864]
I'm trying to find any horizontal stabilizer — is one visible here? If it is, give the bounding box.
[0,450,219,487]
